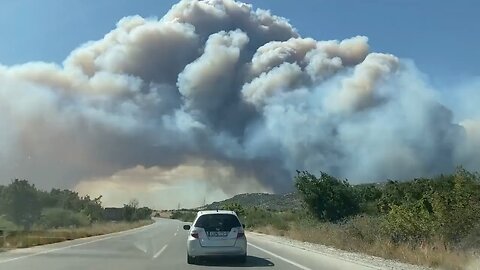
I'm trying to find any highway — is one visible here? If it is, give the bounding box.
[0,219,386,270]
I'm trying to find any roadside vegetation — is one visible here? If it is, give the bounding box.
[0,220,152,249]
[0,179,153,249]
[170,210,197,222]
[171,167,480,269]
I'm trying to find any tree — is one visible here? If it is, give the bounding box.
[294,171,360,222]
[123,199,139,222]
[80,195,104,223]
[128,199,139,209]
[353,184,382,215]
[46,189,83,211]
[0,179,42,230]
[377,181,406,214]
[134,207,153,220]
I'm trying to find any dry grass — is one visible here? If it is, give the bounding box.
[0,220,153,250]
[253,218,473,270]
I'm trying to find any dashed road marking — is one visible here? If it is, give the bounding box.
[152,244,168,259]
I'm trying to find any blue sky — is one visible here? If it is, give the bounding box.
[0,0,478,86]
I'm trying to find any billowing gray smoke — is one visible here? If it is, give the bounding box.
[1,0,479,207]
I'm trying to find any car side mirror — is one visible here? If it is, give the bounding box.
[183,224,191,230]
[242,224,245,229]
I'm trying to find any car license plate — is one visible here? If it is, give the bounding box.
[208,231,228,237]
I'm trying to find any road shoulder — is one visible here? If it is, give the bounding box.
[0,220,158,260]
[247,231,432,270]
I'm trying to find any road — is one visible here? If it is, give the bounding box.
[0,219,386,270]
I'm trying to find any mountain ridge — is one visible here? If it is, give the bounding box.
[199,192,303,211]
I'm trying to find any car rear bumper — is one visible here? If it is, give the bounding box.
[187,238,247,257]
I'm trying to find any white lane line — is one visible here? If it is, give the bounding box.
[248,243,312,270]
[0,223,155,264]
[152,244,168,259]
[174,232,177,236]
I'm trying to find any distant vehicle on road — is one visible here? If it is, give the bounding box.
[183,210,247,264]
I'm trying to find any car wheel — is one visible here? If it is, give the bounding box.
[238,254,247,263]
[187,254,195,264]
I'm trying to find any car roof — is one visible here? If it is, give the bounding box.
[196,210,237,216]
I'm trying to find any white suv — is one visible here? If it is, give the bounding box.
[183,210,247,264]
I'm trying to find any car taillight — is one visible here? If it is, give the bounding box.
[191,232,199,239]
[237,232,245,238]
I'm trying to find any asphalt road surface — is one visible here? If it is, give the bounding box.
[0,219,385,270]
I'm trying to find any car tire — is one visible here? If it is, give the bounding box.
[187,254,195,264]
[238,254,247,263]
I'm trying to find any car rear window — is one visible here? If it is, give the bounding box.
[194,214,241,231]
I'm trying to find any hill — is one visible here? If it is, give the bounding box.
[200,192,302,211]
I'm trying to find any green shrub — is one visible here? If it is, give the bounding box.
[223,203,246,217]
[133,207,153,221]
[382,201,435,244]
[431,168,480,243]
[170,210,196,222]
[38,208,90,228]
[353,184,382,215]
[0,215,18,231]
[239,207,303,231]
[295,171,360,222]
[242,207,273,228]
[381,167,480,246]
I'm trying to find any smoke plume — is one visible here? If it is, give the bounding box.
[1,0,478,208]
